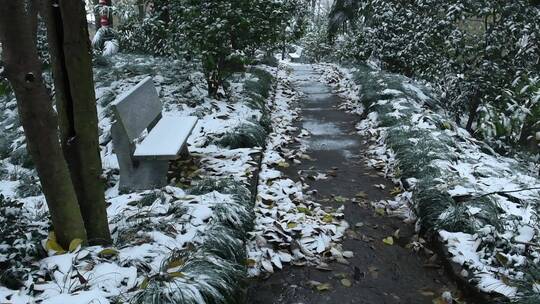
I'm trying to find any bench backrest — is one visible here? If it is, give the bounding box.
[112,77,162,142]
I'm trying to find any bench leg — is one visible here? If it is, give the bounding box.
[118,160,169,193]
[179,144,190,159]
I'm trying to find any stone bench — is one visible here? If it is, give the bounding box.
[111,76,198,192]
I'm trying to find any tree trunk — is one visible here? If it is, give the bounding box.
[138,0,145,20]
[0,1,87,248]
[42,0,112,245]
[93,0,101,30]
[466,92,482,133]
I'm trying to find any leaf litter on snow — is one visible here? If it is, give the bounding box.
[247,64,350,276]
[0,55,277,303]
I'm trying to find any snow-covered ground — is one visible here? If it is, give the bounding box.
[0,56,354,303]
[0,55,270,303]
[316,62,540,301]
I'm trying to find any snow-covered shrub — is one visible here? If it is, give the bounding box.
[325,0,540,149]
[92,26,119,57]
[0,164,8,179]
[245,68,274,100]
[338,63,540,301]
[190,178,251,199]
[132,249,245,304]
[218,122,267,149]
[10,146,34,169]
[16,173,41,198]
[243,67,274,133]
[0,137,11,160]
[0,196,47,289]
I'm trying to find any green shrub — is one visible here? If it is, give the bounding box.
[10,147,34,169]
[16,173,41,198]
[0,195,47,289]
[0,136,11,159]
[218,122,267,149]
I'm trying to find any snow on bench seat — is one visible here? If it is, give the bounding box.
[133,116,198,160]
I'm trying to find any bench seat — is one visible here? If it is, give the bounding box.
[111,76,200,191]
[134,116,198,160]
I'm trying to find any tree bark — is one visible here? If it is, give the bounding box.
[466,92,482,133]
[93,0,101,30]
[0,1,87,248]
[42,0,111,245]
[138,0,145,21]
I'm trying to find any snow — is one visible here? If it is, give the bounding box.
[316,62,540,299]
[247,63,350,276]
[133,116,198,158]
[0,55,282,303]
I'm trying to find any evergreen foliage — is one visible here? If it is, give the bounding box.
[0,195,47,289]
[323,0,540,151]
[116,0,306,96]
[352,63,540,302]
[218,122,268,149]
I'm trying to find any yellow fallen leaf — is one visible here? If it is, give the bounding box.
[383,236,394,245]
[277,161,290,168]
[167,258,185,269]
[98,248,119,258]
[287,222,298,229]
[334,196,347,203]
[140,277,149,289]
[322,214,334,223]
[355,192,368,199]
[297,207,312,215]
[390,187,402,196]
[45,239,66,254]
[69,238,84,252]
[245,259,257,267]
[316,283,332,291]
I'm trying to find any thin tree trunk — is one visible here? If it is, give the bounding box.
[93,0,101,30]
[466,92,482,133]
[138,0,145,20]
[42,0,111,245]
[0,1,87,248]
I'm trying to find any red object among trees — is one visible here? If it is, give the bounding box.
[98,0,110,27]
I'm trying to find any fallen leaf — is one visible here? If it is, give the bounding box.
[316,263,332,271]
[98,248,119,258]
[383,236,394,245]
[341,279,352,287]
[334,196,347,203]
[140,277,149,289]
[355,191,368,199]
[375,208,386,216]
[69,238,83,253]
[343,251,354,258]
[277,161,290,168]
[390,187,402,196]
[45,239,65,254]
[322,214,334,223]
[316,283,332,291]
[245,259,257,267]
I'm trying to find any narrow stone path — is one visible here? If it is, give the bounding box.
[248,64,462,304]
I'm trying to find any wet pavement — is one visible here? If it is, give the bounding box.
[247,65,464,304]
